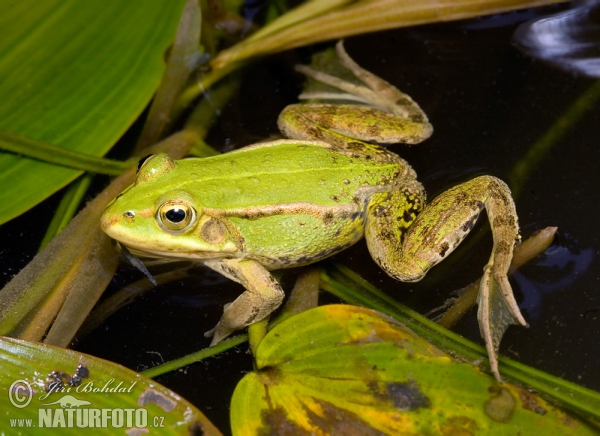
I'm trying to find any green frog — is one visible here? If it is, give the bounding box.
[101,42,526,381]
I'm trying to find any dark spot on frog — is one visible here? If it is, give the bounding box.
[309,126,324,140]
[495,240,511,255]
[373,205,389,219]
[350,211,362,221]
[455,192,467,202]
[222,265,238,280]
[461,213,480,232]
[439,242,450,258]
[377,228,393,241]
[330,195,340,202]
[244,306,263,324]
[493,215,515,228]
[323,211,334,226]
[484,386,516,423]
[296,255,310,264]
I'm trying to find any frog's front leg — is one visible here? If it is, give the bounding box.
[203,258,285,345]
[366,175,525,381]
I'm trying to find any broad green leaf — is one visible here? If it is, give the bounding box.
[0,0,186,224]
[231,305,595,435]
[0,336,222,434]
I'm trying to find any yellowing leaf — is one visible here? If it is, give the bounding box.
[231,305,594,435]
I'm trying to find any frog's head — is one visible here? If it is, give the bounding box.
[101,154,239,260]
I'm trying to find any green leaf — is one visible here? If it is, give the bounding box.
[0,0,186,224]
[0,336,222,434]
[231,305,595,435]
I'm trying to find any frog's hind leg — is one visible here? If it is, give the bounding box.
[365,175,526,381]
[203,258,285,346]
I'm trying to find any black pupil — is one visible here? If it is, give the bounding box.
[165,208,186,223]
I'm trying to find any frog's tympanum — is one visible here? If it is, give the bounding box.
[101,42,526,381]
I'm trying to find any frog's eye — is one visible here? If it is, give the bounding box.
[157,201,197,233]
[136,155,154,173]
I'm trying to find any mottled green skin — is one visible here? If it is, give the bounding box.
[102,139,420,270]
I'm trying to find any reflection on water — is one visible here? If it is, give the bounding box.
[514,0,600,76]
[514,233,594,320]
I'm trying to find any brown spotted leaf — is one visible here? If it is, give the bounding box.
[231,305,594,435]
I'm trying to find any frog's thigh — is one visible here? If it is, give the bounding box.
[204,258,285,345]
[366,176,519,282]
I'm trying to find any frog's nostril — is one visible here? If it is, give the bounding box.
[124,211,135,219]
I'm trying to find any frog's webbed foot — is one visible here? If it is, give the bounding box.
[478,260,528,382]
[365,175,526,382]
[279,40,432,145]
[203,258,285,346]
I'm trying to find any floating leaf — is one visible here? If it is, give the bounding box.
[231,305,594,435]
[0,336,221,434]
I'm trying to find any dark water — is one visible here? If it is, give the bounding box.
[1,4,599,433]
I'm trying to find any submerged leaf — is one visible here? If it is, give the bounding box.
[231,305,594,435]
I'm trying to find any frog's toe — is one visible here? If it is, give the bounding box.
[378,256,426,282]
[206,323,234,346]
[204,326,216,339]
[477,263,528,382]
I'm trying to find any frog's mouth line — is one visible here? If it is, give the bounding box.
[115,242,234,261]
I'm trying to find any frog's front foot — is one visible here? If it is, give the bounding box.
[203,258,285,346]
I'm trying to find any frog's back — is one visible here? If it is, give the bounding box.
[168,140,407,210]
